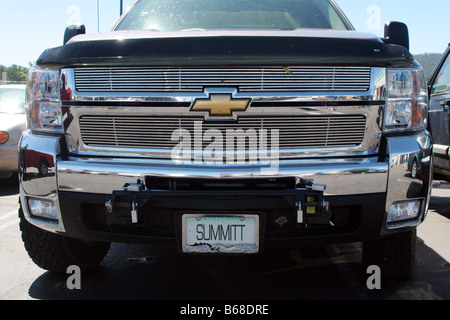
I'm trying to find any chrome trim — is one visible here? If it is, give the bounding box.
[73,66,372,93]
[65,104,381,159]
[78,114,367,151]
[384,131,433,230]
[61,67,385,102]
[60,67,386,159]
[17,129,434,235]
[57,156,388,196]
[18,132,66,233]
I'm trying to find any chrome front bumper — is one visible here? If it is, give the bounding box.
[18,130,433,239]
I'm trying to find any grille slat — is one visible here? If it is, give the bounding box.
[74,67,371,93]
[79,115,366,151]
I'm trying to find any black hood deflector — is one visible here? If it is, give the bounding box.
[37,33,414,68]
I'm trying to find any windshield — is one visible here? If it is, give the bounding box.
[0,88,26,114]
[115,0,350,32]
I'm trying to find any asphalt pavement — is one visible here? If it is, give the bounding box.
[0,176,449,301]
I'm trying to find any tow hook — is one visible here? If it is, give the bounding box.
[131,201,138,224]
[295,179,332,227]
[104,181,145,225]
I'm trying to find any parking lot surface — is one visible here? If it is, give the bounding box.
[0,177,449,301]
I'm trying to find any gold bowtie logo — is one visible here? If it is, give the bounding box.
[191,94,250,116]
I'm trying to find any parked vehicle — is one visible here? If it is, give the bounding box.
[428,44,450,180]
[18,0,432,278]
[0,84,26,179]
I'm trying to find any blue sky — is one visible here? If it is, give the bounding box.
[0,0,448,67]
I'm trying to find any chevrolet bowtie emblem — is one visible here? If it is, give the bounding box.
[191,94,250,116]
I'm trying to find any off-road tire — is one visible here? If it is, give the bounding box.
[19,205,111,273]
[362,229,417,278]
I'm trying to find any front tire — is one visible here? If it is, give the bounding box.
[362,229,417,278]
[19,205,111,273]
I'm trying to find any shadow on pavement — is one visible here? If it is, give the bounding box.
[27,239,450,300]
[429,196,450,220]
[0,176,19,196]
[28,245,358,300]
[429,181,450,220]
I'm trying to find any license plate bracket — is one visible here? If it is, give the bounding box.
[182,214,260,254]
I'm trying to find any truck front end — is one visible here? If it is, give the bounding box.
[18,0,432,278]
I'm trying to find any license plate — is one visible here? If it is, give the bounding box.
[182,214,259,254]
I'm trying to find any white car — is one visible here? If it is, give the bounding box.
[0,84,26,179]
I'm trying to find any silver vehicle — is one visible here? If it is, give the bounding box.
[0,84,26,179]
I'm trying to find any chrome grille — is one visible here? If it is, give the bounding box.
[79,115,367,150]
[74,67,372,93]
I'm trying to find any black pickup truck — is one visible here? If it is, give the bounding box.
[19,0,432,278]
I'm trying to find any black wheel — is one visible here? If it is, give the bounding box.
[19,205,111,273]
[362,229,417,278]
[38,158,48,176]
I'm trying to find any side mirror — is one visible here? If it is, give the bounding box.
[64,24,86,45]
[384,21,409,50]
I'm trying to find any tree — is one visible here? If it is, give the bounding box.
[414,53,442,81]
[0,64,30,84]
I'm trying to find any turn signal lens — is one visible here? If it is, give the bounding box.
[0,131,9,144]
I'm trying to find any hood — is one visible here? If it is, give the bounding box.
[37,29,414,68]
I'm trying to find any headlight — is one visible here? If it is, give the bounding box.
[26,67,63,133]
[384,66,428,132]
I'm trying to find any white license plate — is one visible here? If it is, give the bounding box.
[182,214,259,254]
